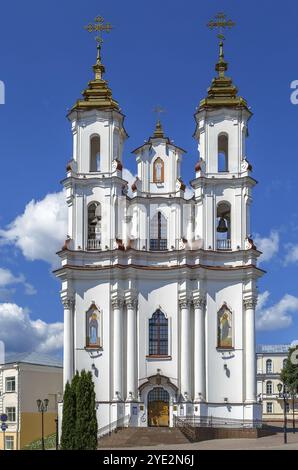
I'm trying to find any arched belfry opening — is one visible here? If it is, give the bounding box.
[90,135,101,172]
[87,202,101,250]
[218,133,229,172]
[216,201,231,250]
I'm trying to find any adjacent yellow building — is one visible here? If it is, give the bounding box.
[0,352,62,449]
[257,344,297,421]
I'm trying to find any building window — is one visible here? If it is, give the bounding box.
[266,402,273,413]
[5,377,16,392]
[283,358,287,369]
[150,211,167,251]
[153,157,164,183]
[266,381,273,395]
[5,436,14,450]
[266,359,273,374]
[87,202,101,250]
[216,202,231,250]
[6,407,16,422]
[149,309,168,356]
[86,304,101,348]
[90,135,101,172]
[217,304,233,349]
[218,133,229,172]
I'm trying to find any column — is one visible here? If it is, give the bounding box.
[244,298,257,402]
[62,298,74,388]
[180,298,191,400]
[126,299,137,400]
[193,296,206,401]
[112,298,124,400]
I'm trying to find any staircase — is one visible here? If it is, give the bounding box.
[98,427,189,448]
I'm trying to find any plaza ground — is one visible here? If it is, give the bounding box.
[98,426,298,450]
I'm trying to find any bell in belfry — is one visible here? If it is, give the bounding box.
[217,217,228,233]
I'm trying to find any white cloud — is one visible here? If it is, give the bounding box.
[256,291,298,330]
[284,243,298,265]
[254,231,279,263]
[0,302,63,354]
[0,191,67,266]
[0,267,36,297]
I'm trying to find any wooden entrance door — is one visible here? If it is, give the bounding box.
[148,387,169,427]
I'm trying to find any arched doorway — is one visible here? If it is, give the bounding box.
[148,387,169,427]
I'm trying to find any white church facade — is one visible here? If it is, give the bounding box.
[55,35,264,431]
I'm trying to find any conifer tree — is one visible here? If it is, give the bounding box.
[75,370,98,450]
[60,380,77,449]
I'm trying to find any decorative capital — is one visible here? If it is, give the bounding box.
[112,298,124,309]
[62,298,74,309]
[243,298,257,310]
[179,298,190,309]
[193,295,206,309]
[126,298,138,310]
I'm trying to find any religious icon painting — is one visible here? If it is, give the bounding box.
[86,304,101,348]
[217,303,233,348]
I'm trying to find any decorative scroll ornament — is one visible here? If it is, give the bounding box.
[241,158,253,172]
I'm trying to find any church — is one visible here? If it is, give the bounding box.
[55,17,264,432]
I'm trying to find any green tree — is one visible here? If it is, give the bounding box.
[75,370,98,450]
[60,380,77,449]
[280,346,298,393]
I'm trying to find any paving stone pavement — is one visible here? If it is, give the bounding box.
[98,428,298,450]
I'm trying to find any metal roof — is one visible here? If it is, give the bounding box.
[256,344,290,354]
[0,352,62,368]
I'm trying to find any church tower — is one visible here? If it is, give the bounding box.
[56,17,263,433]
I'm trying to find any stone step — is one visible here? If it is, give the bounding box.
[98,427,189,448]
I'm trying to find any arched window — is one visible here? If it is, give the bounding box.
[153,157,164,183]
[218,133,228,172]
[90,135,101,172]
[149,309,168,356]
[216,202,231,250]
[217,304,233,349]
[87,202,101,250]
[266,381,273,395]
[86,304,101,348]
[266,359,273,374]
[150,211,167,251]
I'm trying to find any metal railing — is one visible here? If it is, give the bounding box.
[217,239,231,250]
[98,414,130,439]
[87,239,101,250]
[174,415,262,429]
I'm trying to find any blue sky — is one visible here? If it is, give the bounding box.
[0,0,298,353]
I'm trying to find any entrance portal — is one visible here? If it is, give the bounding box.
[148,387,169,427]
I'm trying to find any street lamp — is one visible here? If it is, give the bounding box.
[277,382,291,444]
[36,399,49,451]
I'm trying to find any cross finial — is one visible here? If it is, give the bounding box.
[153,105,165,120]
[207,12,235,42]
[84,15,113,45]
[84,16,112,80]
[207,13,235,77]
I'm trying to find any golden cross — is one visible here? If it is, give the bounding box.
[153,105,165,119]
[207,12,235,41]
[84,15,112,45]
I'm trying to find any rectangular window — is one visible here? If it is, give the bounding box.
[5,436,14,450]
[266,402,273,413]
[5,377,16,392]
[6,407,16,422]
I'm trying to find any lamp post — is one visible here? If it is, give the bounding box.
[277,383,291,444]
[36,399,49,451]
